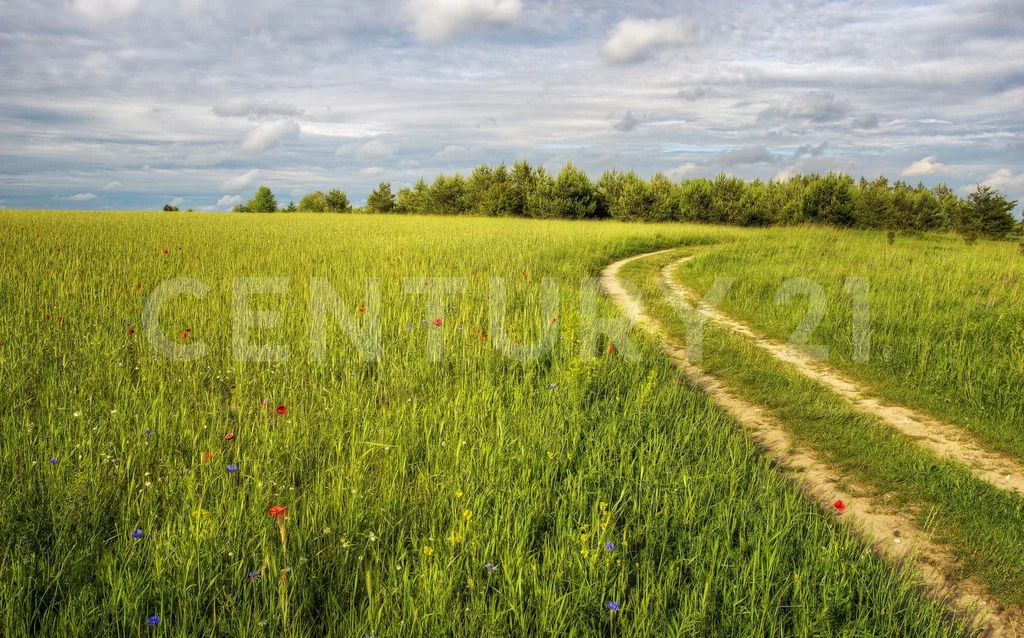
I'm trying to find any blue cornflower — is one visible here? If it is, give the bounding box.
[605,541,615,551]
[148,615,160,626]
[484,562,498,573]
[607,601,619,612]
[227,464,238,474]
[248,571,261,580]
[48,457,58,464]
[131,529,144,539]
[549,383,556,390]
[145,428,152,436]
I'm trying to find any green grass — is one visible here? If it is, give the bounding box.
[676,226,1024,462]
[620,249,1024,615]
[0,211,967,636]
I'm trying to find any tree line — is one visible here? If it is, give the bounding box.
[226,161,1022,241]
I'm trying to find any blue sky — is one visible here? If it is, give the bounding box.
[0,0,1022,210]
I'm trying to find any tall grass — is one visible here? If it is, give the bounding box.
[0,212,963,636]
[679,227,1024,461]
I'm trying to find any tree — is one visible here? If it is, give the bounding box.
[429,174,470,216]
[802,173,855,226]
[285,201,297,212]
[298,191,328,212]
[366,182,396,213]
[547,163,600,220]
[325,189,351,213]
[964,185,1018,240]
[163,204,179,212]
[244,186,277,213]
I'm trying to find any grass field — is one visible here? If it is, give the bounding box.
[676,228,1024,463]
[0,210,1005,636]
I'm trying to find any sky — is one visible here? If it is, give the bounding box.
[0,0,1022,211]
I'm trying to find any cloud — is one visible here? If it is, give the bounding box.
[221,170,260,192]
[900,156,960,177]
[169,197,185,207]
[358,167,387,177]
[613,111,643,133]
[241,120,301,153]
[216,195,243,208]
[339,139,396,160]
[718,146,777,165]
[760,91,850,123]
[793,142,828,159]
[67,192,97,201]
[852,114,881,129]
[775,157,860,182]
[602,18,695,64]
[978,168,1024,194]
[72,0,139,21]
[676,87,706,101]
[404,0,522,43]
[435,144,481,160]
[213,99,302,120]
[665,162,701,180]
[103,181,122,190]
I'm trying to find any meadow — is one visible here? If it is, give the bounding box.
[0,210,1012,636]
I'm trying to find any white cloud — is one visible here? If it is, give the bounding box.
[72,0,139,21]
[103,181,122,190]
[358,167,387,177]
[67,192,97,201]
[216,194,243,208]
[602,18,695,64]
[978,168,1024,194]
[221,170,260,192]
[241,120,300,153]
[405,0,522,43]
[212,99,302,119]
[435,144,481,160]
[900,156,960,177]
[338,139,396,160]
[775,157,859,182]
[665,162,701,180]
[169,197,185,207]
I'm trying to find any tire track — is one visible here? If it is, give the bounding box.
[602,249,1018,637]
[662,255,1024,498]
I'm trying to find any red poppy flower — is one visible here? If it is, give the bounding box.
[179,331,188,340]
[608,345,615,354]
[127,328,135,337]
[359,305,366,313]
[676,379,683,385]
[57,317,64,324]
[224,432,235,441]
[276,405,287,415]
[268,505,288,520]
[834,499,846,513]
[162,249,168,254]
[203,451,213,463]
[480,333,488,340]
[136,283,142,290]
[433,318,443,327]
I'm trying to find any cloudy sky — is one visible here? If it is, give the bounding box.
[1,0,1022,211]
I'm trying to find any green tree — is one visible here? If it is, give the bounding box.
[245,186,278,213]
[285,201,297,212]
[547,163,600,220]
[325,189,351,213]
[366,182,396,213]
[802,173,855,226]
[298,191,328,212]
[964,185,1018,240]
[162,204,179,212]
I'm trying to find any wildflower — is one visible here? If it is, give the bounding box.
[132,529,144,539]
[604,541,615,551]
[607,602,619,612]
[608,345,615,354]
[467,577,474,587]
[148,615,160,626]
[359,305,366,313]
[49,457,58,464]
[484,562,498,573]
[433,317,443,327]
[549,383,556,390]
[227,464,238,473]
[224,432,234,441]
[203,451,213,463]
[423,546,433,556]
[834,499,846,513]
[340,538,351,548]
[145,428,152,436]
[463,509,473,521]
[276,405,287,415]
[268,505,288,520]
[248,571,261,581]
[455,491,463,499]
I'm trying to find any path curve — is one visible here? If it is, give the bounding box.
[601,249,1017,637]
[662,256,1024,498]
